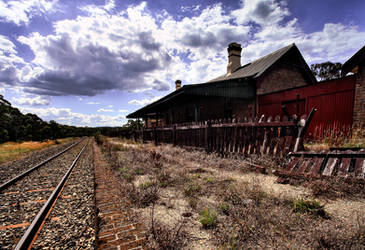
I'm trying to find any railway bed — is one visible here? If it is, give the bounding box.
[0,139,80,185]
[0,138,96,249]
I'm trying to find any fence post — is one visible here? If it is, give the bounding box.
[133,130,137,142]
[142,127,145,143]
[294,108,316,152]
[205,121,211,153]
[153,127,158,146]
[173,125,176,146]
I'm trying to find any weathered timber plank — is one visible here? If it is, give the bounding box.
[285,157,299,172]
[338,158,351,177]
[354,158,365,178]
[308,157,325,176]
[322,158,338,176]
[296,158,312,174]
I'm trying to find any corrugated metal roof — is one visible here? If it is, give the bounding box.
[209,44,295,82]
[126,80,255,118]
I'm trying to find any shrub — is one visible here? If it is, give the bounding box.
[293,198,327,218]
[308,179,334,198]
[204,176,215,183]
[184,182,201,197]
[157,170,171,188]
[123,173,133,182]
[188,197,198,209]
[125,182,159,208]
[199,208,217,228]
[134,168,145,175]
[140,181,153,189]
[219,203,230,215]
[94,133,104,145]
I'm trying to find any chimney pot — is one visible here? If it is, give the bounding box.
[227,42,242,75]
[175,80,181,90]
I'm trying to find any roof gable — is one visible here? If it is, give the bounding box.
[342,45,365,76]
[209,43,316,84]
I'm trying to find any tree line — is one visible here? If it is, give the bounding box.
[0,95,136,143]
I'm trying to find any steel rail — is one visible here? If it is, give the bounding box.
[15,140,89,250]
[0,139,83,192]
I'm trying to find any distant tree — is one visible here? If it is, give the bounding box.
[310,61,342,81]
[123,119,144,131]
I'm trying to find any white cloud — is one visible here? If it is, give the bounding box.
[97,108,114,112]
[232,0,289,26]
[12,95,50,106]
[0,0,59,26]
[107,104,114,108]
[128,96,161,106]
[86,101,100,105]
[118,109,128,113]
[181,5,201,13]
[18,106,126,126]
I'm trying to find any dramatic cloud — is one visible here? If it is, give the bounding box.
[0,35,25,85]
[16,3,174,96]
[12,95,50,106]
[232,0,289,26]
[0,0,59,25]
[11,0,364,100]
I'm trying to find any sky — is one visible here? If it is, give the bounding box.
[0,0,364,127]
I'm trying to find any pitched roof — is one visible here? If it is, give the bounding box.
[209,43,315,83]
[126,79,255,118]
[126,43,316,118]
[342,45,365,76]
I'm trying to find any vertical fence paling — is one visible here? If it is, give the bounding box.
[137,110,315,155]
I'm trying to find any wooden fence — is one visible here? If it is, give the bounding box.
[135,109,316,156]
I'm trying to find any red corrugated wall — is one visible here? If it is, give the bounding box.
[258,75,356,139]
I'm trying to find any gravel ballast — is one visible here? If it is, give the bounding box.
[0,139,93,249]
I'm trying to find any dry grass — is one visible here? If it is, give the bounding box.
[102,137,365,249]
[0,138,74,164]
[305,127,365,151]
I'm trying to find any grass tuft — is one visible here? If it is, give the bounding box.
[184,182,201,197]
[293,198,327,218]
[199,208,217,228]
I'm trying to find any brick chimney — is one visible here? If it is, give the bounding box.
[175,79,181,90]
[227,42,242,75]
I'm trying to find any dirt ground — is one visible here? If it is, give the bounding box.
[100,137,365,249]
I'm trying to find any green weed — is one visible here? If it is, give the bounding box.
[199,208,217,228]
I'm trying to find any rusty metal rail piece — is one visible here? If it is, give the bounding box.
[0,139,83,192]
[14,140,88,250]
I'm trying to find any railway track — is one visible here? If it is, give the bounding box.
[0,138,95,249]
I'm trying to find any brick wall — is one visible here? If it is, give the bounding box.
[257,63,308,95]
[353,63,365,128]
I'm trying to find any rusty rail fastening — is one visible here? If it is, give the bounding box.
[0,139,83,192]
[15,139,89,250]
